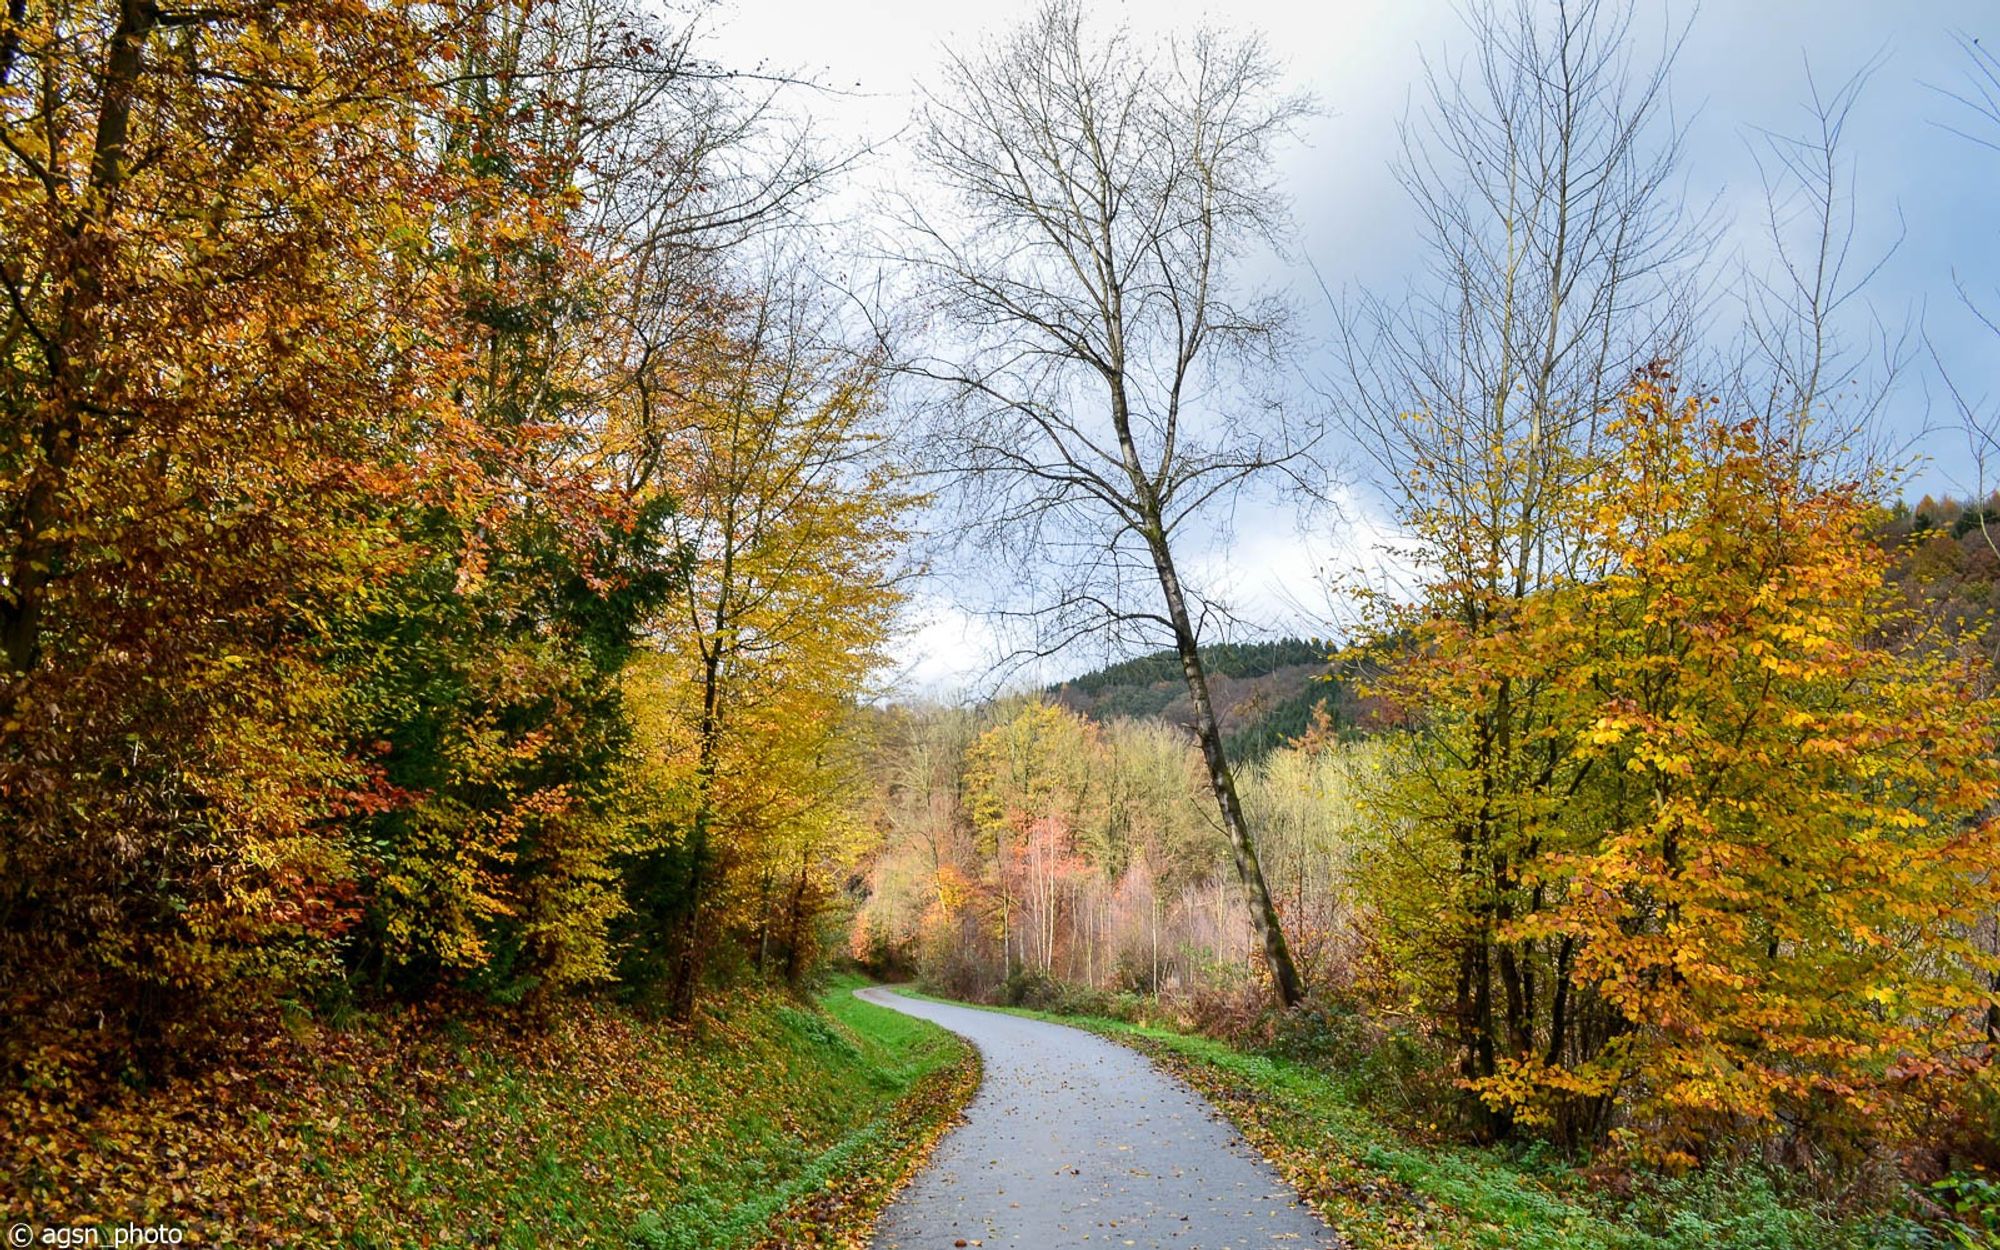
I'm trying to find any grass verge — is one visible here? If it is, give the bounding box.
[745,981,980,1249]
[2,977,974,1248]
[913,993,1938,1250]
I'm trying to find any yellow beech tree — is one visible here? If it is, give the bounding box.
[1365,377,2000,1161]
[0,0,459,1062]
[620,272,908,1016]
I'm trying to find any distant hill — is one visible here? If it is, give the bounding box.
[1048,638,1367,760]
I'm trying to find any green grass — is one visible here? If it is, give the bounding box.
[914,992,1941,1250]
[610,977,978,1250]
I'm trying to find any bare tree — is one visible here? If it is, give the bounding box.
[1936,34,2000,548]
[421,0,852,491]
[1336,0,1703,599]
[893,0,1315,1006]
[1728,59,1906,472]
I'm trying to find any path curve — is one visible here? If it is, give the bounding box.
[859,987,1339,1249]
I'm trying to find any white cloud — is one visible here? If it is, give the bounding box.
[1185,490,1416,643]
[876,490,1417,699]
[877,591,1003,701]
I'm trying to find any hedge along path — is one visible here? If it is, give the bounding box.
[858,987,1339,1249]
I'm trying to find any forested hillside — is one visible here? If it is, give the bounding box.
[1049,638,1371,760]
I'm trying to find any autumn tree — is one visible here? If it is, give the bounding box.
[898,0,1314,1006]
[847,702,987,983]
[336,0,830,1000]
[1363,378,2000,1158]
[1334,0,1919,1146]
[619,263,908,1017]
[0,0,874,1068]
[1011,815,1090,976]
[1328,0,1703,1118]
[963,700,1106,977]
[1236,726,1381,995]
[0,0,466,1063]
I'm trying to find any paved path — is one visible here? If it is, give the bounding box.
[859,987,1339,1250]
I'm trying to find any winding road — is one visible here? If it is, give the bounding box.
[859,987,1340,1249]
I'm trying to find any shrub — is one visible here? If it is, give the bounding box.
[1264,997,1369,1066]
[1932,1174,2000,1249]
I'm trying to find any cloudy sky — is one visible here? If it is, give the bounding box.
[704,0,2000,694]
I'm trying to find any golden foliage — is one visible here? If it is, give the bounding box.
[1361,380,2000,1159]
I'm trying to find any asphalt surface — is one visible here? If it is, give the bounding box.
[858,986,1340,1250]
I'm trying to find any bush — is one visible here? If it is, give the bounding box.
[1932,1174,2000,1249]
[1255,996,1455,1127]
[1264,997,1369,1066]
[1162,976,1267,1045]
[996,970,1140,1021]
[916,922,997,1003]
[999,969,1062,1010]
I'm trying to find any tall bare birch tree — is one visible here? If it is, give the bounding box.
[896,0,1314,1005]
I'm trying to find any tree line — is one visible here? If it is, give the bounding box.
[850,697,1371,1005]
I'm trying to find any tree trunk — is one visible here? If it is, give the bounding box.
[1546,934,1575,1066]
[1151,884,1160,996]
[668,826,709,1020]
[3,0,155,685]
[1147,538,1305,1007]
[782,858,809,987]
[668,640,727,1020]
[754,869,773,973]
